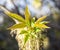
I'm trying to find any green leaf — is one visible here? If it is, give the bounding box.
[0,6,25,22]
[7,23,26,30]
[31,32,37,38]
[25,6,30,21]
[25,6,31,26]
[24,34,29,44]
[5,12,25,23]
[35,27,41,33]
[40,21,49,24]
[20,30,28,34]
[31,17,35,27]
[35,16,47,24]
[35,23,50,29]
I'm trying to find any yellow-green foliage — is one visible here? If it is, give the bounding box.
[3,6,49,44]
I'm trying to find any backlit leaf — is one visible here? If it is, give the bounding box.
[35,23,50,29]
[6,12,25,23]
[8,23,26,30]
[34,27,41,33]
[24,34,29,44]
[25,6,31,26]
[31,32,37,38]
[31,17,35,27]
[0,6,25,22]
[20,30,28,34]
[35,16,47,24]
[40,21,49,24]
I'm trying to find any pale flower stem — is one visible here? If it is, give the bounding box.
[37,37,39,50]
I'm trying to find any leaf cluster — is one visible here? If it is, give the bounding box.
[4,6,49,44]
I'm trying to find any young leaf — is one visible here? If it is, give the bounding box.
[8,23,26,30]
[20,30,28,34]
[31,32,37,38]
[35,16,47,24]
[25,6,30,21]
[0,6,25,22]
[25,6,31,26]
[34,23,50,29]
[31,17,35,27]
[6,12,25,23]
[24,34,29,44]
[40,21,49,24]
[35,28,41,33]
